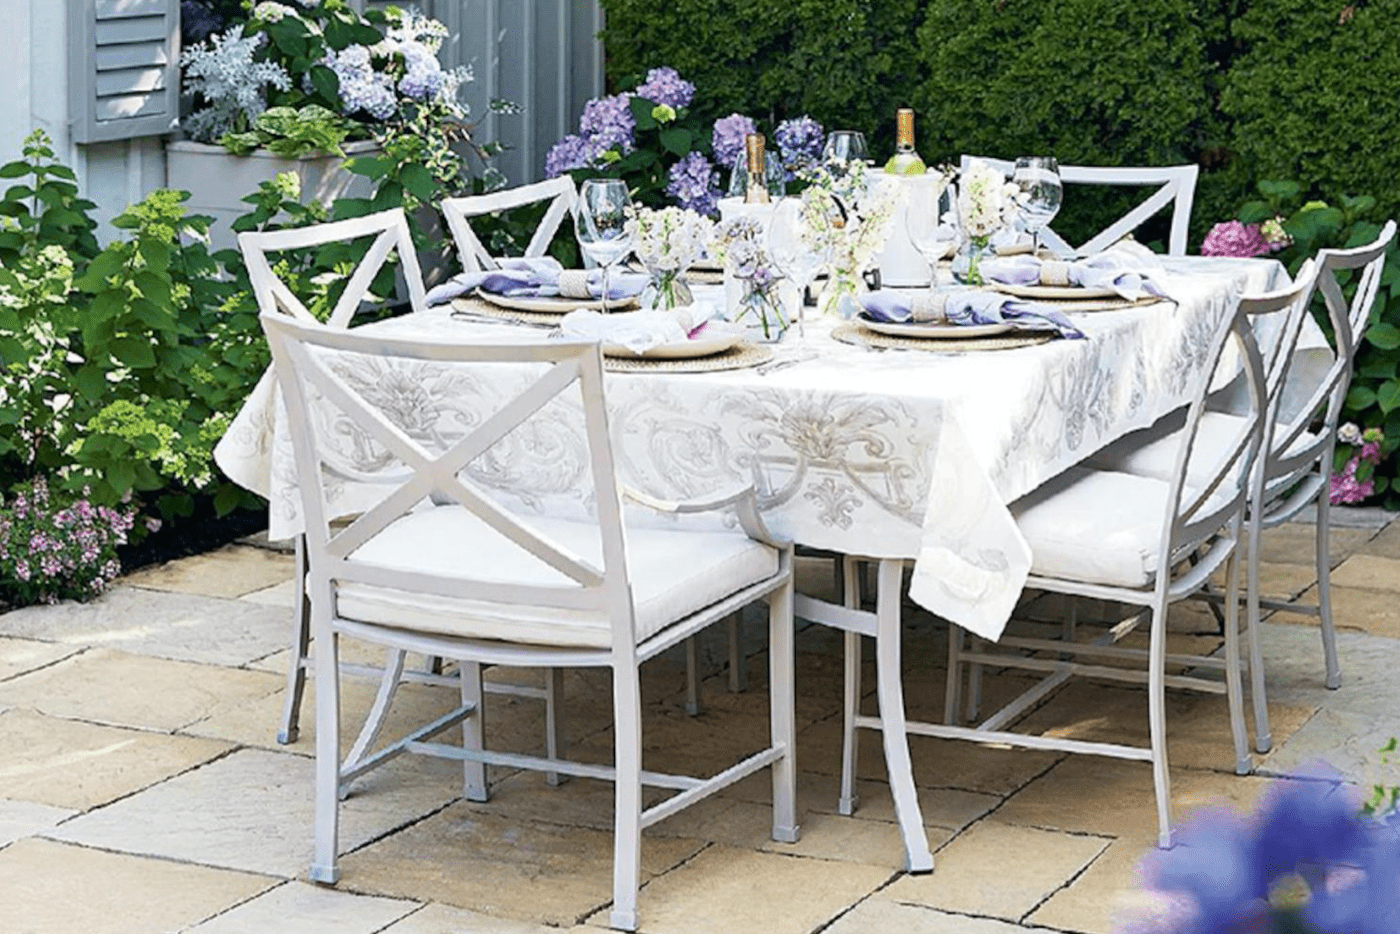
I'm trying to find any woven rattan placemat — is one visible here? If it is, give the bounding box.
[603,342,774,373]
[832,322,1055,353]
[450,296,572,326]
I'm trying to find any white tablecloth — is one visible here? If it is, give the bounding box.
[216,256,1298,641]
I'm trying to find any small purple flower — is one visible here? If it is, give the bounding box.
[545,134,596,178]
[774,115,825,179]
[711,113,757,170]
[1201,220,1273,258]
[666,152,722,218]
[633,66,694,110]
[579,93,635,155]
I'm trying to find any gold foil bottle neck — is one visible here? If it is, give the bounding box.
[745,133,766,173]
[896,109,915,149]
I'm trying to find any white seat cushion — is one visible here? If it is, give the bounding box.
[335,506,779,649]
[1013,467,1234,588]
[1090,411,1320,490]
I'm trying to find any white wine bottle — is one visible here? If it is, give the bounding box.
[743,133,771,204]
[884,108,927,176]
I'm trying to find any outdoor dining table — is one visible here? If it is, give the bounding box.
[216,254,1306,645]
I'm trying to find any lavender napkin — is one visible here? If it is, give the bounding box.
[426,257,648,307]
[856,288,1086,340]
[977,242,1170,301]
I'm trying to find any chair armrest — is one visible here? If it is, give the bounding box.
[621,485,789,548]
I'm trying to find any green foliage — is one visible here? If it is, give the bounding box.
[0,131,100,264]
[1220,0,1400,231]
[221,105,352,158]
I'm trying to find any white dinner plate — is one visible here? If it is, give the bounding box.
[990,283,1118,300]
[860,319,1014,339]
[477,290,640,314]
[602,331,743,359]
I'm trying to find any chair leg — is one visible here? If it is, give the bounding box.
[874,558,933,873]
[966,636,984,722]
[1245,524,1272,754]
[943,624,963,727]
[684,637,701,716]
[309,616,341,885]
[545,667,567,786]
[340,647,407,799]
[838,557,862,816]
[278,534,312,745]
[769,573,800,844]
[460,661,488,802]
[1221,543,1253,776]
[610,664,644,932]
[1316,491,1342,690]
[727,611,747,693]
[1147,598,1175,850]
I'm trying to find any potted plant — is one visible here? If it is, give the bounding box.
[168,0,480,251]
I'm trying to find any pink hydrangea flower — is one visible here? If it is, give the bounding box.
[1201,221,1274,258]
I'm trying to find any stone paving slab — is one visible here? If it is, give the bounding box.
[186,880,419,934]
[0,586,289,667]
[1026,837,1169,934]
[1260,707,1399,783]
[0,798,74,848]
[1329,553,1400,591]
[1256,622,1400,717]
[0,648,281,732]
[0,708,232,810]
[586,845,893,934]
[0,837,276,934]
[48,748,461,878]
[1293,583,1400,639]
[882,820,1109,922]
[0,636,79,683]
[123,544,295,599]
[338,803,703,927]
[825,898,1039,934]
[382,903,590,933]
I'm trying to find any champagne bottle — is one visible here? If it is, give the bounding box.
[744,134,771,205]
[884,108,927,176]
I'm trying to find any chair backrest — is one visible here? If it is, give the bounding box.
[260,313,638,651]
[960,156,1199,256]
[239,208,429,328]
[440,176,578,274]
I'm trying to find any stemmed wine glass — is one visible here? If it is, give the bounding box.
[767,197,825,337]
[1012,156,1062,255]
[574,178,634,313]
[904,176,960,289]
[822,131,868,170]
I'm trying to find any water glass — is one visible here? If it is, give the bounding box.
[1012,156,1062,254]
[767,197,825,335]
[574,179,634,312]
[822,131,868,169]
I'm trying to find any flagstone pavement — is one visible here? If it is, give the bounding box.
[1,509,1397,934]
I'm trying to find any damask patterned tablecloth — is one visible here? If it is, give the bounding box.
[215,256,1290,642]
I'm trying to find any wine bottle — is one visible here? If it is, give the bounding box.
[744,134,771,205]
[884,108,927,176]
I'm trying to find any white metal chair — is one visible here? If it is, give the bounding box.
[960,155,1199,256]
[240,209,564,760]
[259,314,799,931]
[1091,221,1395,699]
[440,176,578,273]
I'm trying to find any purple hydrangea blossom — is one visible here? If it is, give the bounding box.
[1331,436,1384,504]
[579,93,635,155]
[545,134,596,178]
[711,113,758,171]
[1200,220,1275,258]
[327,46,397,120]
[634,66,694,110]
[666,152,722,218]
[397,43,446,101]
[774,115,825,179]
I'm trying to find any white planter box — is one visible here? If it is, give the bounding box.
[165,139,379,253]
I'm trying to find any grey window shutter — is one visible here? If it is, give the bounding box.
[69,0,180,143]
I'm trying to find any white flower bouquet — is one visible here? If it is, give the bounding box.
[625,206,714,310]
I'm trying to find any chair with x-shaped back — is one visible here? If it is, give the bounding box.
[440,176,578,273]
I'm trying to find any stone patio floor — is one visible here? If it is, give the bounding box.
[1,510,1398,933]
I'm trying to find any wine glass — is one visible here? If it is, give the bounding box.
[574,178,634,313]
[905,176,959,289]
[1012,156,1062,255]
[822,131,868,170]
[767,198,825,336]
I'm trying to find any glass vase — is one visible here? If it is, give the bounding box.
[640,266,693,311]
[952,236,994,286]
[730,274,790,343]
[818,264,869,318]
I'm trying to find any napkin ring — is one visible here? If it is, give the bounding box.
[910,292,949,323]
[1039,261,1072,287]
[558,270,593,299]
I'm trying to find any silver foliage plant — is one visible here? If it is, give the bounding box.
[180,25,292,142]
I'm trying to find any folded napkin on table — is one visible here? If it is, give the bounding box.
[856,288,1086,340]
[559,301,739,355]
[977,241,1171,301]
[426,257,648,307]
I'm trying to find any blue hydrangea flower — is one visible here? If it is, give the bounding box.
[711,113,757,170]
[774,115,825,180]
[1251,775,1370,892]
[666,152,721,218]
[1141,806,1269,932]
[579,93,635,155]
[634,66,694,110]
[545,134,596,178]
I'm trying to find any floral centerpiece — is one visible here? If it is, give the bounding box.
[546,66,823,218]
[796,161,900,316]
[954,158,1024,285]
[625,206,714,311]
[710,216,787,340]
